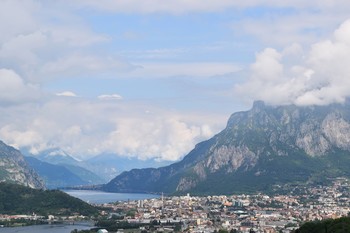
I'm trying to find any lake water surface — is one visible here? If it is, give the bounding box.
[64,190,160,204]
[0,222,93,233]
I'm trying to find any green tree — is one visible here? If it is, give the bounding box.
[219,229,228,233]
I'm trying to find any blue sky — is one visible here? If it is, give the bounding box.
[1,0,350,162]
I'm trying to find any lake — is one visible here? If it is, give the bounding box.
[0,222,93,233]
[64,190,160,204]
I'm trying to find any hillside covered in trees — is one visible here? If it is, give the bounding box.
[0,182,98,216]
[294,216,350,233]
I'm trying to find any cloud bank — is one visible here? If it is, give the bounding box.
[2,0,350,162]
[236,19,350,106]
[0,99,223,161]
[71,0,350,14]
[0,69,41,104]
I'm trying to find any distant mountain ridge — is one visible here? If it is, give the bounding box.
[25,149,105,188]
[84,154,171,182]
[33,148,81,166]
[25,156,97,189]
[0,141,44,189]
[103,101,350,195]
[23,148,169,188]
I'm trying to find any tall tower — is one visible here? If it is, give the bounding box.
[161,192,164,214]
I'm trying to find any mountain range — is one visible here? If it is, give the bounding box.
[0,141,44,189]
[0,139,170,189]
[15,147,169,189]
[22,149,105,188]
[103,101,350,195]
[24,156,100,189]
[84,154,170,182]
[25,149,170,187]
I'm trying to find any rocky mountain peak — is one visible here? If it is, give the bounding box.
[252,100,266,111]
[104,102,350,195]
[0,140,45,189]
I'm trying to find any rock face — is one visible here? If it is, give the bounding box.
[0,141,45,189]
[103,101,350,195]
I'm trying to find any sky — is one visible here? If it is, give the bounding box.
[1,0,350,162]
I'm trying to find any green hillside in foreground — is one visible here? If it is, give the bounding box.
[294,216,350,233]
[0,182,98,216]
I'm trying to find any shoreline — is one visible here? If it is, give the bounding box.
[0,220,94,228]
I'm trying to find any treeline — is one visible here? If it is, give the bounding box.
[0,182,98,216]
[294,216,350,233]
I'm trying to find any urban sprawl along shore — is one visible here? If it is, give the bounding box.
[1,178,350,232]
[98,178,350,233]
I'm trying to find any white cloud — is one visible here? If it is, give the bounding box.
[39,54,136,80]
[0,99,224,161]
[71,0,350,14]
[48,26,109,47]
[70,0,243,14]
[0,0,39,43]
[103,116,216,161]
[0,0,130,83]
[56,91,78,97]
[251,48,283,82]
[0,125,44,150]
[0,31,47,66]
[98,94,123,100]
[232,12,342,47]
[236,18,350,106]
[1,0,348,85]
[0,69,40,104]
[0,30,130,82]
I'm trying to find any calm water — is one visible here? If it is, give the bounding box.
[64,190,160,204]
[0,222,93,233]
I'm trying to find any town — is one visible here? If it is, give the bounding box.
[0,178,349,232]
[96,178,350,233]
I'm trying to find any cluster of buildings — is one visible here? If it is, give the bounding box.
[0,214,43,221]
[0,213,87,227]
[99,178,350,233]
